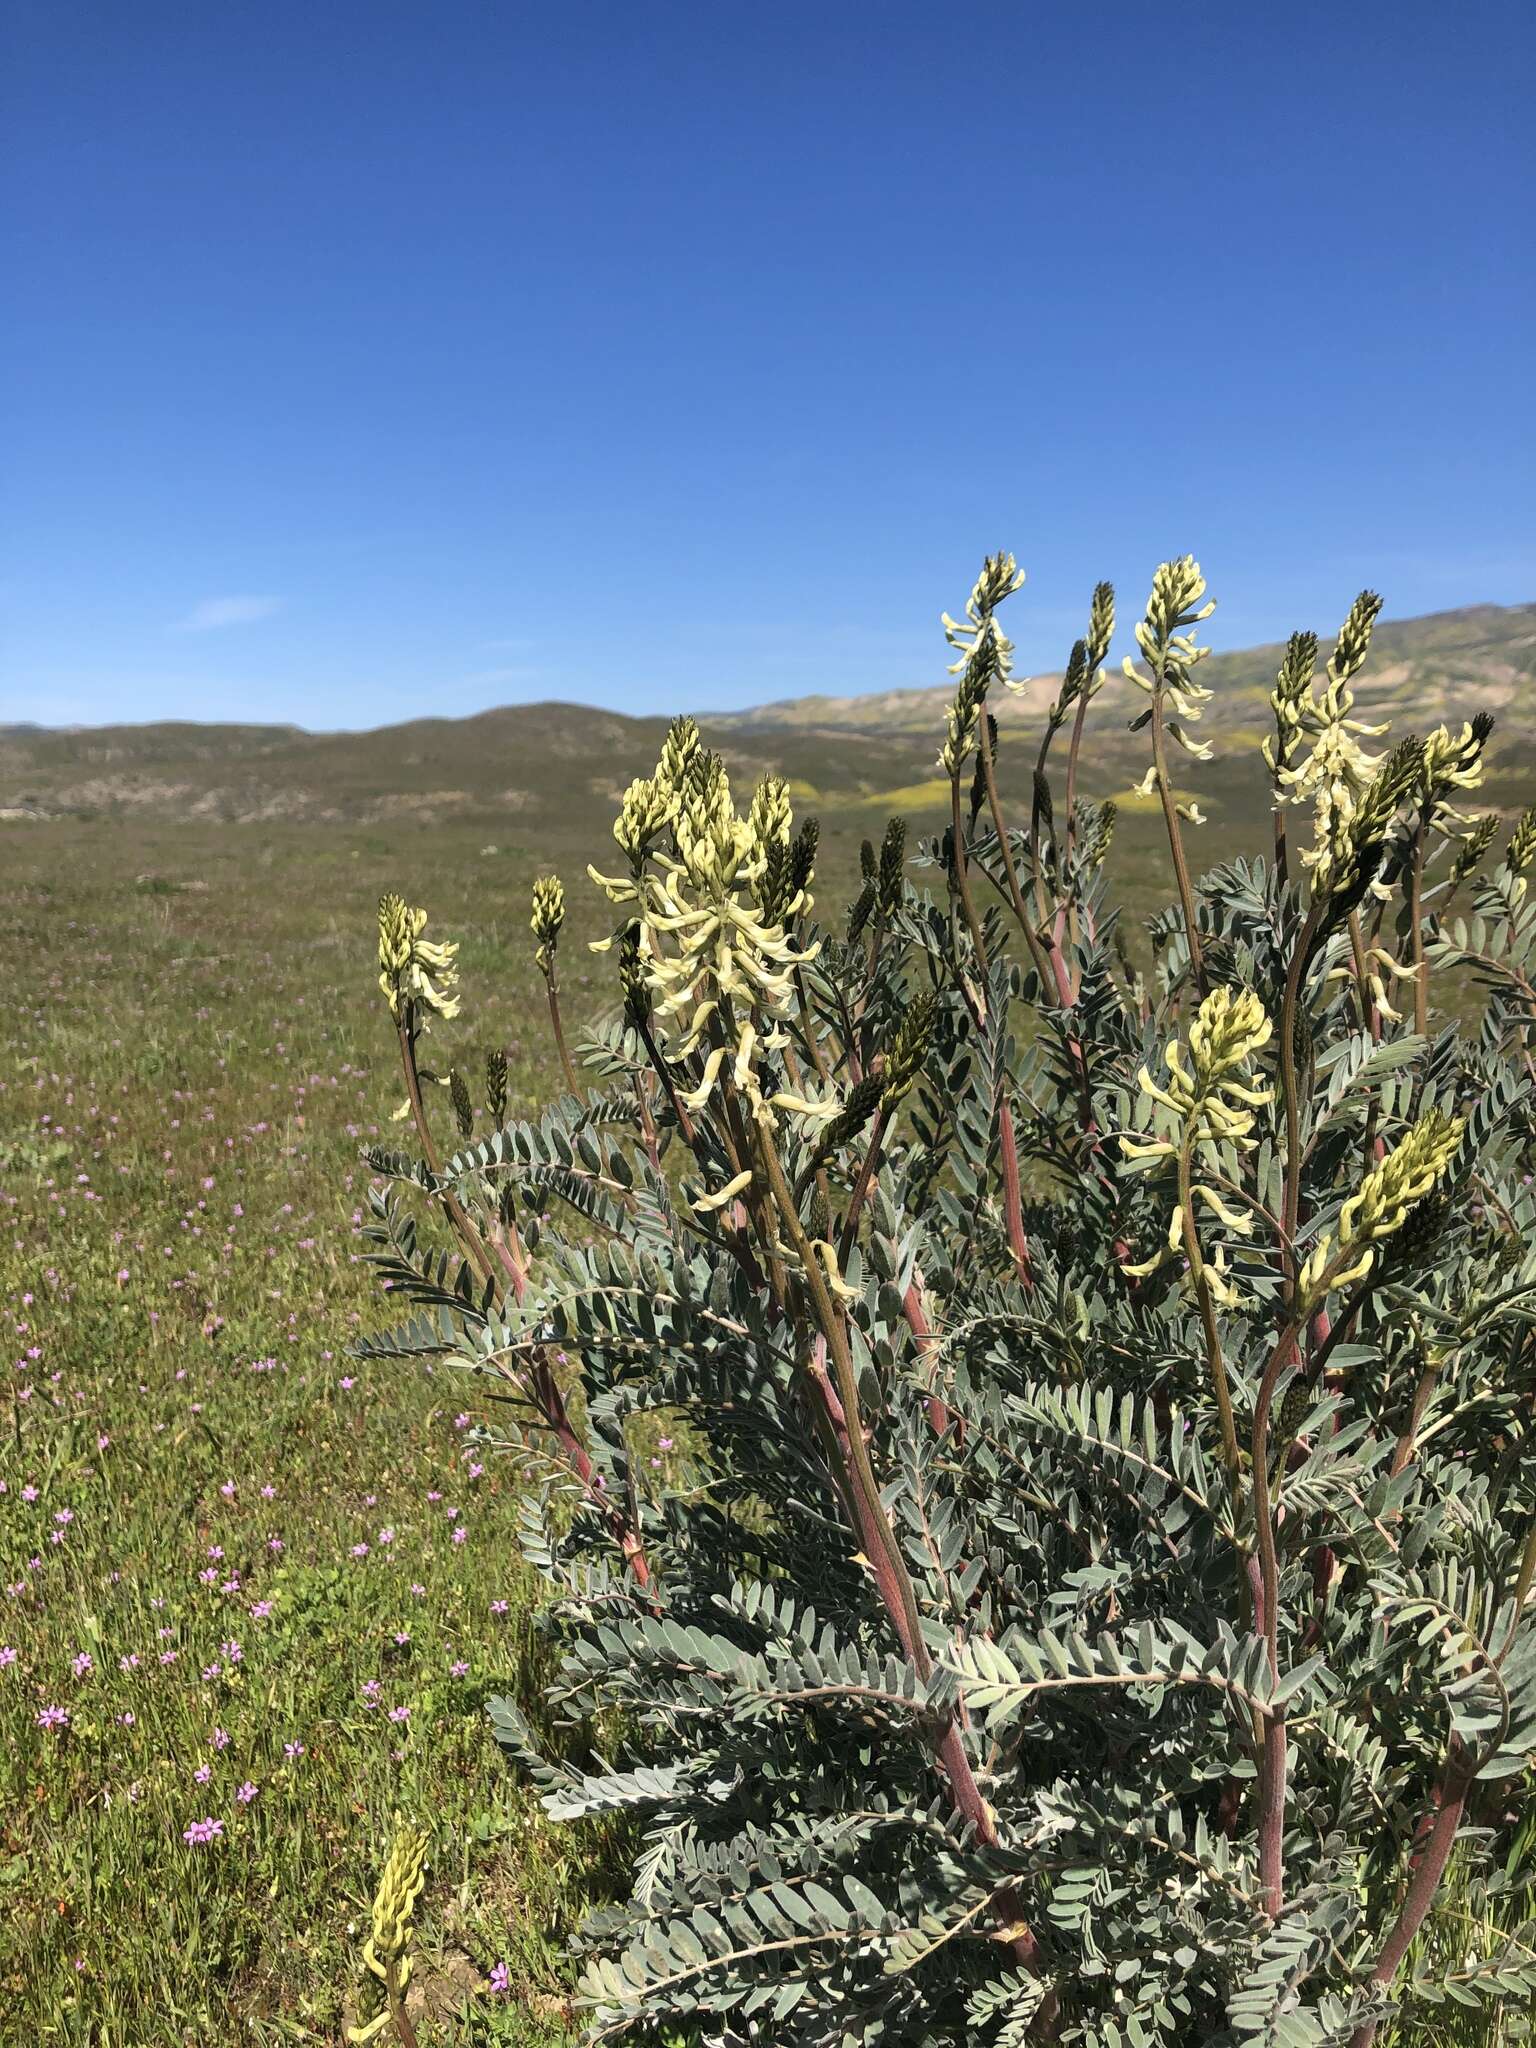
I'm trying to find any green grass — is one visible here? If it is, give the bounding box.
[0,820,605,2046]
[2,794,1524,2043]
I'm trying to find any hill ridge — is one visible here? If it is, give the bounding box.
[3,599,1531,826]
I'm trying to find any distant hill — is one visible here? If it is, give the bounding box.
[3,600,1531,828]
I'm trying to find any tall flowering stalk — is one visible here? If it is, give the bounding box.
[346,1820,429,2048]
[1123,556,1217,993]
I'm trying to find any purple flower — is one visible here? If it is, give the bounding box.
[488,1962,511,1996]
[0,1647,16,1669]
[72,1652,92,1677]
[236,1780,258,1805]
[450,1659,470,1678]
[36,1704,69,1729]
[182,1817,224,1845]
[388,1704,410,1724]
[283,1740,305,1761]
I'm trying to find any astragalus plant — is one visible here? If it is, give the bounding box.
[356,555,1536,2046]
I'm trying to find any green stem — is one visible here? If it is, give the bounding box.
[1149,685,1207,995]
[949,768,991,987]
[1176,1138,1242,1484]
[1409,820,1429,1036]
[395,1013,492,1285]
[544,968,582,1095]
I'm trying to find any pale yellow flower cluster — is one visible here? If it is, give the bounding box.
[530,873,565,976]
[377,893,460,1022]
[1121,986,1274,1304]
[346,1820,429,2044]
[938,552,1025,776]
[1275,593,1388,892]
[587,723,834,1206]
[1124,557,1217,825]
[1297,1108,1463,1305]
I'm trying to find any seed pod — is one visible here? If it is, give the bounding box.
[449,1069,474,1140]
[1033,767,1054,837]
[498,1181,518,1228]
[807,1188,830,1243]
[859,838,877,883]
[485,1048,508,1126]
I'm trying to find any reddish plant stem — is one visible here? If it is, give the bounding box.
[837,1104,887,1264]
[976,715,1052,996]
[543,971,582,1096]
[395,1014,493,1285]
[950,769,992,981]
[755,1130,1051,2001]
[530,1355,653,1597]
[1148,682,1208,996]
[1348,1741,1478,2048]
[901,1279,955,1438]
[996,1095,1035,1292]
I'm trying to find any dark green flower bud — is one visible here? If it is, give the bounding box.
[449,1069,474,1140]
[485,1048,508,1126]
[789,818,819,901]
[877,817,906,916]
[810,1071,884,1171]
[882,989,938,1109]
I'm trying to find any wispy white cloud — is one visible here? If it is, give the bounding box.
[171,595,284,633]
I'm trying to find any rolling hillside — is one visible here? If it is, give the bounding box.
[3,600,1532,830]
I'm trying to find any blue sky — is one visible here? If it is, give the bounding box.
[3,0,1532,730]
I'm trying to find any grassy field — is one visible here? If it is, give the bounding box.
[0,818,617,2046]
[3,767,1529,2043]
